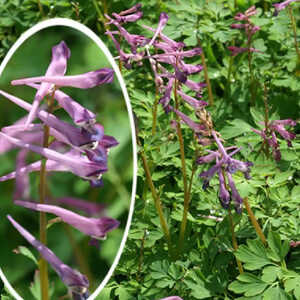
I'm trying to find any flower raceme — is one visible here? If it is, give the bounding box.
[0,40,120,298]
[252,119,297,161]
[198,131,253,213]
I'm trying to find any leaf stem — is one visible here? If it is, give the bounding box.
[243,197,267,245]
[228,209,243,274]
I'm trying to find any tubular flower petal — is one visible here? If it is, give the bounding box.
[177,90,208,109]
[7,215,89,297]
[218,166,230,209]
[25,41,71,127]
[0,133,107,181]
[148,12,169,46]
[142,24,185,50]
[159,78,175,113]
[0,90,102,149]
[0,159,68,183]
[15,200,119,240]
[12,68,114,89]
[28,83,96,127]
[53,197,106,217]
[111,11,143,24]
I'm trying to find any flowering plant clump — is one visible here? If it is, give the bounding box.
[97,1,299,299]
[0,40,121,299]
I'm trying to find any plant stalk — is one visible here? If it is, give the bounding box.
[39,94,55,300]
[228,210,243,274]
[288,5,300,59]
[243,197,267,245]
[136,134,172,252]
[174,80,190,254]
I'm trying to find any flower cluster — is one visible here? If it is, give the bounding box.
[228,6,261,56]
[105,5,207,116]
[252,119,297,161]
[0,41,120,298]
[197,131,253,213]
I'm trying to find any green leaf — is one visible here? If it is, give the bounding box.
[15,246,38,265]
[263,286,289,300]
[115,286,132,300]
[261,266,280,283]
[235,240,273,270]
[229,274,268,297]
[220,119,253,139]
[270,232,290,262]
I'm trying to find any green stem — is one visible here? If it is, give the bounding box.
[228,210,244,274]
[137,134,172,253]
[37,0,44,17]
[196,16,213,106]
[175,80,190,255]
[288,5,300,59]
[243,198,267,245]
[39,94,55,300]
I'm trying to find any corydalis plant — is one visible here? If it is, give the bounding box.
[252,119,297,161]
[0,41,120,299]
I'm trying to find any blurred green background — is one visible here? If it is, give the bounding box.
[0,26,133,298]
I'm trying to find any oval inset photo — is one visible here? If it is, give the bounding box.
[0,20,136,300]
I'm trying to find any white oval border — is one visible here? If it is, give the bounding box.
[0,18,137,300]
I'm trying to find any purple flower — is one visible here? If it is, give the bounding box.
[252,119,296,161]
[28,83,96,127]
[159,78,175,113]
[15,200,119,239]
[0,133,107,182]
[7,215,90,298]
[111,11,143,24]
[218,163,230,209]
[269,119,296,146]
[273,0,299,15]
[25,41,70,127]
[177,90,207,109]
[0,89,105,149]
[148,12,169,46]
[107,4,143,24]
[170,107,207,133]
[53,197,106,217]
[105,30,144,69]
[106,20,149,53]
[11,68,114,89]
[198,131,253,213]
[142,24,185,51]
